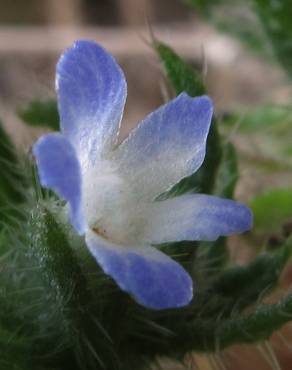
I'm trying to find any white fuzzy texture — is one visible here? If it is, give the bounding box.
[82,159,148,245]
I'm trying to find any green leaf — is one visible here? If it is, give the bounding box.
[27,206,114,368]
[0,122,26,227]
[157,42,222,195]
[215,142,238,199]
[253,0,292,77]
[28,207,89,306]
[0,325,33,370]
[222,105,292,172]
[157,43,205,97]
[211,237,292,314]
[216,292,292,347]
[18,99,59,130]
[223,105,292,133]
[250,187,292,232]
[180,291,292,351]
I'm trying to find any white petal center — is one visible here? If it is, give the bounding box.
[82,159,146,245]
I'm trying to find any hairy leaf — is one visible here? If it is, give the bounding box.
[177,292,292,351]
[0,122,26,227]
[212,237,292,313]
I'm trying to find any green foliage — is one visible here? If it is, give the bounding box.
[0,122,26,228]
[179,291,292,351]
[191,0,292,74]
[253,0,292,77]
[223,105,292,133]
[27,205,128,370]
[0,203,118,370]
[222,105,292,172]
[250,188,292,233]
[215,142,238,198]
[216,292,292,346]
[18,99,59,131]
[189,0,224,16]
[189,0,271,57]
[157,42,222,195]
[1,168,291,370]
[157,43,205,97]
[212,237,292,314]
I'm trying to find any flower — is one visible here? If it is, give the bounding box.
[33,40,252,310]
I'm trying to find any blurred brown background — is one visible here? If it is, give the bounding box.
[0,1,291,369]
[0,0,290,146]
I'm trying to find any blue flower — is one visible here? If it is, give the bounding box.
[33,40,252,310]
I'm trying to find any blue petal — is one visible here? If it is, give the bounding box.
[142,194,252,244]
[33,133,86,234]
[56,40,127,162]
[113,94,213,201]
[85,231,193,309]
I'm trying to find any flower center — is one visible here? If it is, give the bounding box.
[83,161,145,246]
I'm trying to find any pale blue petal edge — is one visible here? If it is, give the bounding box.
[85,231,193,310]
[113,93,213,200]
[143,194,253,244]
[33,133,86,235]
[56,40,127,162]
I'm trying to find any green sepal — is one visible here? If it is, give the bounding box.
[28,205,120,369]
[157,43,205,97]
[28,206,89,308]
[18,99,59,131]
[157,42,222,195]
